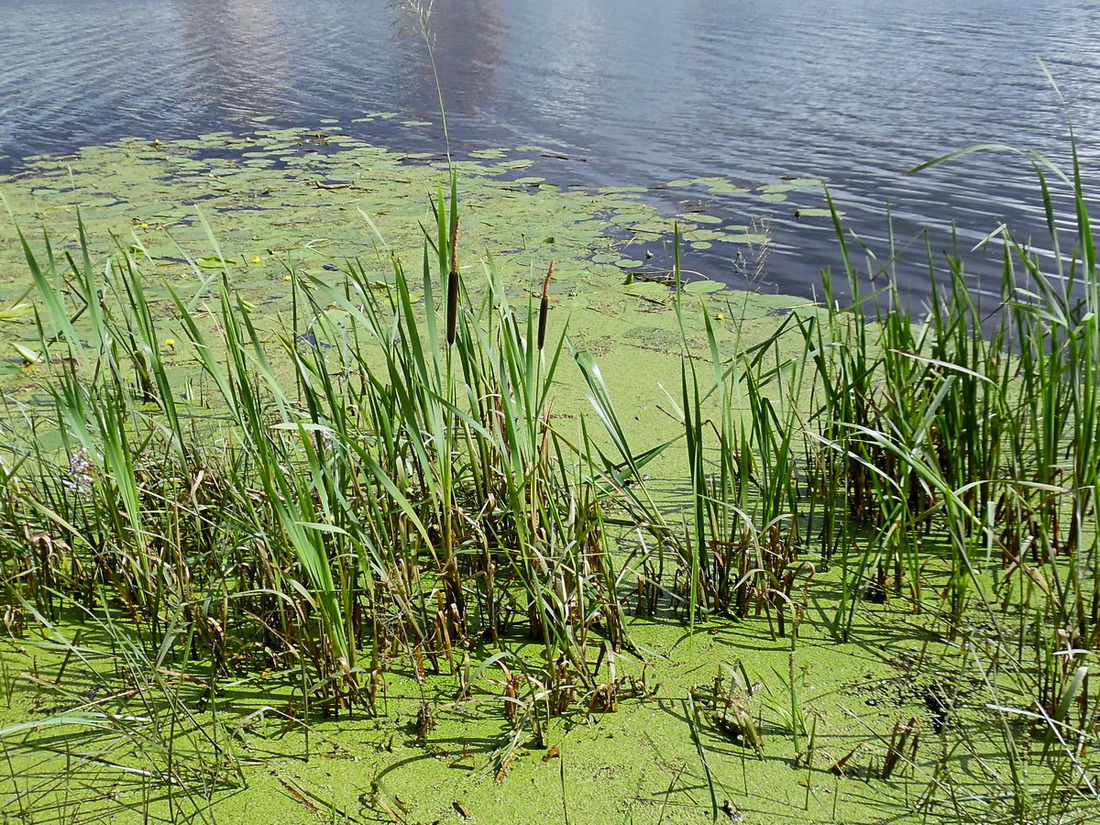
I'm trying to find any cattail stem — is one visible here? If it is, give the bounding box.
[537,260,554,351]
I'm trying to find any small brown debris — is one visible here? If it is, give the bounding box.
[829,744,862,776]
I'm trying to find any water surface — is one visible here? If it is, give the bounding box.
[2,0,1099,302]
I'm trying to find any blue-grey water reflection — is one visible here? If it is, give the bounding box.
[2,0,1099,303]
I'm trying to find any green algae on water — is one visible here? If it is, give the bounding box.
[0,129,799,314]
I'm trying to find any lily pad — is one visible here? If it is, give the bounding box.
[626,281,671,302]
[692,176,749,194]
[682,229,725,243]
[195,256,240,269]
[629,219,675,235]
[683,280,724,294]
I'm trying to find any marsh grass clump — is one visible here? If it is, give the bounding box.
[565,118,1100,818]
[795,151,1100,651]
[0,185,631,735]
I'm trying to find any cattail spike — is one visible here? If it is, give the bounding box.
[537,260,554,351]
[446,218,460,345]
[449,217,459,277]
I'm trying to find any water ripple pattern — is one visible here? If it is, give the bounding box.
[2,0,1099,302]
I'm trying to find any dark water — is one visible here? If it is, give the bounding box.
[2,0,1099,303]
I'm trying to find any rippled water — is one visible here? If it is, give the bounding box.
[2,0,1099,302]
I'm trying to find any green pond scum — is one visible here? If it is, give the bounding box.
[0,127,1099,825]
[0,126,807,324]
[0,605,1019,825]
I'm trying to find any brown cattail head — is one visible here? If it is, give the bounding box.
[446,217,460,345]
[537,260,554,351]
[450,217,459,276]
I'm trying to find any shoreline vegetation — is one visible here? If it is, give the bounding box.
[3,52,1100,822]
[1,140,1099,824]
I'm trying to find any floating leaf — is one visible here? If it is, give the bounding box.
[626,281,670,301]
[705,182,749,194]
[195,256,240,269]
[0,303,32,322]
[693,176,748,194]
[683,229,725,243]
[794,208,841,218]
[683,280,724,294]
[11,342,42,363]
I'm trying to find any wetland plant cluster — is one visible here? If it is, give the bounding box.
[2,146,1100,823]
